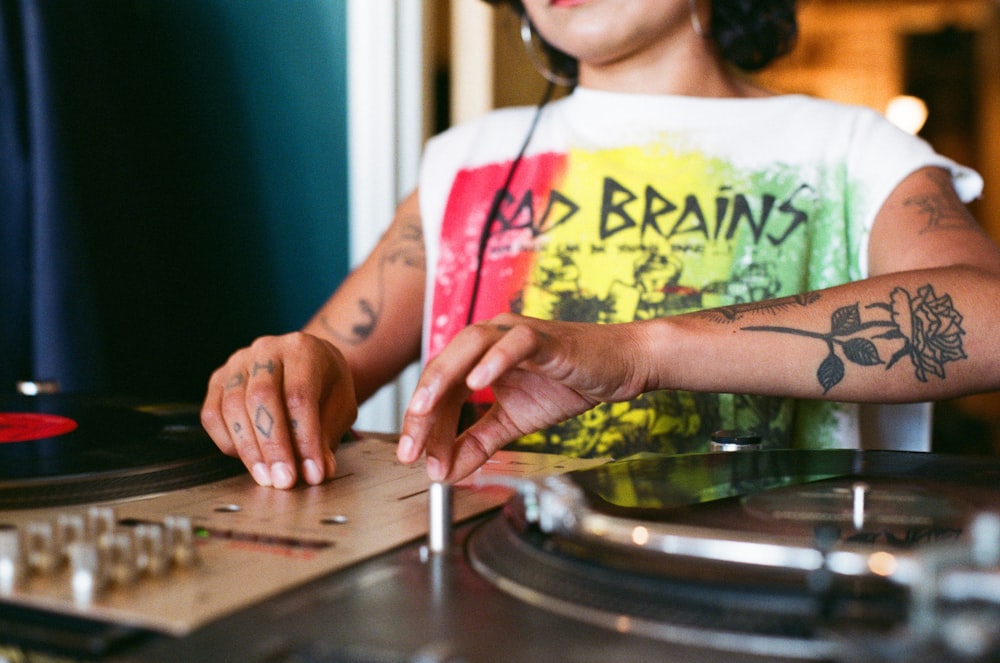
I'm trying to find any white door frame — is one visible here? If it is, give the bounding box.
[346,0,497,431]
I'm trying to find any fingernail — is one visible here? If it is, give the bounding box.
[408,387,429,414]
[467,364,489,390]
[251,463,273,487]
[426,456,445,481]
[271,462,295,489]
[302,459,323,485]
[398,434,415,462]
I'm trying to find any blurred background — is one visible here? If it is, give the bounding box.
[2,0,998,451]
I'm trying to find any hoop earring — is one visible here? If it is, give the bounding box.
[689,0,707,38]
[520,13,576,87]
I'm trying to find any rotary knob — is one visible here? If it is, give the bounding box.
[68,541,107,606]
[164,515,200,567]
[710,430,763,452]
[0,524,25,596]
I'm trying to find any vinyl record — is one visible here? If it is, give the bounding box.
[0,394,243,509]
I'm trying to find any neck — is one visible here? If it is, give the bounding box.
[577,37,765,98]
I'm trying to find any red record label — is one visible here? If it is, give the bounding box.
[0,413,79,443]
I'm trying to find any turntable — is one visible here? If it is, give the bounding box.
[469,449,1000,661]
[1,394,999,662]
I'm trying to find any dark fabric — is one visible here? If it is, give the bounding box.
[1,1,349,400]
[1,1,105,394]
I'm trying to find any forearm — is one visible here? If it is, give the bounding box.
[301,282,420,402]
[302,191,426,403]
[642,265,1000,403]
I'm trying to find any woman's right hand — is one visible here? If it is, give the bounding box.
[200,332,358,489]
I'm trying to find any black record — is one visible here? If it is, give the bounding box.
[0,394,243,509]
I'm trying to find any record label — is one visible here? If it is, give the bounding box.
[0,412,79,443]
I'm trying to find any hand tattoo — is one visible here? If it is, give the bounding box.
[743,284,966,393]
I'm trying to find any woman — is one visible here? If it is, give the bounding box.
[203,0,1000,488]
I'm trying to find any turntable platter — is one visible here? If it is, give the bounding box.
[467,449,1000,660]
[0,394,243,509]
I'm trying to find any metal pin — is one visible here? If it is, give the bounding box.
[852,481,870,531]
[428,482,452,555]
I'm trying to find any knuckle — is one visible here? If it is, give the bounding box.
[284,391,311,413]
[200,406,223,431]
[490,312,519,326]
[283,379,319,410]
[256,435,292,460]
[219,389,248,418]
[280,330,316,354]
[244,379,277,404]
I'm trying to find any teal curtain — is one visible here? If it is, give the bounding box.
[1,0,350,400]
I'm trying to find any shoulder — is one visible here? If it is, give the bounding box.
[423,105,550,167]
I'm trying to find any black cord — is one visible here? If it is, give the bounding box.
[464,81,556,327]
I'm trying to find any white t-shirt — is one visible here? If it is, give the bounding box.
[417,88,982,457]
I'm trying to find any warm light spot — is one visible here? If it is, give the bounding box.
[615,615,632,633]
[631,526,650,546]
[885,95,928,135]
[868,551,898,577]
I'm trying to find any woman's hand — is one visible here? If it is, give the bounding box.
[397,313,651,482]
[201,332,358,489]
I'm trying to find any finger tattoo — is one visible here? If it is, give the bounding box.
[254,405,275,437]
[252,360,275,377]
[225,373,246,389]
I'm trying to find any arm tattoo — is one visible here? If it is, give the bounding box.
[699,292,821,323]
[742,285,966,393]
[906,170,978,234]
[322,217,426,346]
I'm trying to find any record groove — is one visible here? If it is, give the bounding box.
[0,394,243,509]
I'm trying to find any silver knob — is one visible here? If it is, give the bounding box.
[25,520,60,573]
[970,511,1000,568]
[0,524,25,596]
[57,513,87,564]
[86,507,117,541]
[134,524,168,576]
[103,531,139,586]
[68,541,106,606]
[164,515,200,567]
[852,481,870,531]
[710,430,763,452]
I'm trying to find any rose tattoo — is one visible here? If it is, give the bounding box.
[743,285,966,393]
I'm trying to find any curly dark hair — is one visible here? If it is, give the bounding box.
[482,0,798,78]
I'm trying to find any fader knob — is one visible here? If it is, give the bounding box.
[68,541,106,606]
[134,523,169,575]
[25,520,60,573]
[0,524,25,596]
[970,511,1000,567]
[710,430,762,452]
[104,531,139,586]
[164,515,200,567]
